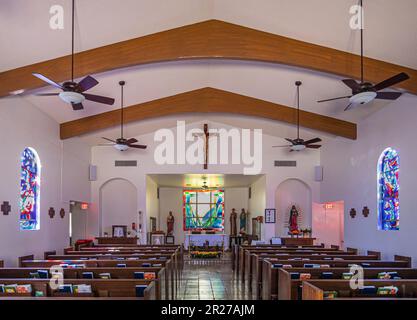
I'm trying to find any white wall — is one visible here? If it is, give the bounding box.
[90,119,320,244]
[146,176,160,229]
[248,176,266,237]
[320,94,417,265]
[0,97,91,266]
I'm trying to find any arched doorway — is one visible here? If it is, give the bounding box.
[99,178,138,236]
[275,179,312,237]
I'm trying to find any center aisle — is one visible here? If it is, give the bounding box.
[178,253,249,300]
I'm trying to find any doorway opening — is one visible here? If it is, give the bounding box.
[69,201,88,245]
[312,201,345,248]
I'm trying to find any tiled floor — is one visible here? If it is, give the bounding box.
[178,254,250,300]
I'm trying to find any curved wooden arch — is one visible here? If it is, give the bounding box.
[60,87,357,140]
[0,20,415,98]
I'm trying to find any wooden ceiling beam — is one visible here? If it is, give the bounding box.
[0,20,416,98]
[60,87,357,140]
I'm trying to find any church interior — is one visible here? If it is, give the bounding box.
[0,0,417,303]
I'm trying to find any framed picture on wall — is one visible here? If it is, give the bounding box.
[112,225,127,237]
[264,208,276,224]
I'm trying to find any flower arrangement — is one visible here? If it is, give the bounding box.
[190,251,221,259]
[300,228,312,237]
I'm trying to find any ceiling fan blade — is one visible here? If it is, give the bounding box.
[344,103,353,111]
[342,79,361,91]
[306,145,322,149]
[83,93,115,105]
[303,137,322,145]
[71,102,84,110]
[272,145,291,148]
[126,138,138,144]
[317,96,351,103]
[35,93,60,96]
[375,92,402,100]
[32,73,63,89]
[372,72,410,91]
[78,75,99,92]
[285,138,296,144]
[128,144,147,149]
[101,137,117,143]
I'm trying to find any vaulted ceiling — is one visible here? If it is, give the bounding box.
[1,0,416,143]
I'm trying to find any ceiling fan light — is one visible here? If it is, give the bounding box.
[59,91,85,104]
[291,144,306,152]
[114,144,129,152]
[349,91,377,105]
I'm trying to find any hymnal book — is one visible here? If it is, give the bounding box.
[300,273,311,280]
[117,263,127,268]
[0,284,5,293]
[273,264,283,268]
[142,263,151,267]
[290,272,300,279]
[320,272,333,279]
[4,284,17,293]
[361,263,371,267]
[115,257,125,261]
[342,272,353,280]
[303,264,314,268]
[74,284,92,294]
[79,257,88,260]
[282,264,293,268]
[152,264,162,267]
[134,272,145,279]
[99,273,111,279]
[37,270,49,279]
[127,257,139,260]
[88,258,98,260]
[35,291,44,297]
[135,285,147,297]
[323,291,338,299]
[29,272,40,279]
[82,272,94,279]
[149,257,157,260]
[377,286,399,296]
[144,272,156,280]
[319,264,330,268]
[359,286,377,294]
[58,284,73,293]
[16,284,32,294]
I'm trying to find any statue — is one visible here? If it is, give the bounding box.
[288,205,299,234]
[167,211,175,235]
[240,208,247,234]
[230,208,237,236]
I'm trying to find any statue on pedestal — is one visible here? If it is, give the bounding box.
[288,205,300,235]
[240,208,247,234]
[230,208,237,236]
[167,211,175,235]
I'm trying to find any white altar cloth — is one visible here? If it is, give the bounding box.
[184,233,229,250]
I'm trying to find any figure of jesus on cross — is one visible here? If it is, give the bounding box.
[192,123,218,170]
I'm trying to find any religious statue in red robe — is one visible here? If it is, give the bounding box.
[288,205,299,234]
[167,211,175,235]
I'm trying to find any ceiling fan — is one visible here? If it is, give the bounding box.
[100,81,147,151]
[317,0,410,111]
[273,81,322,152]
[32,0,115,110]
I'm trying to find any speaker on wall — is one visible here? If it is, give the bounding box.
[314,165,323,182]
[89,165,97,181]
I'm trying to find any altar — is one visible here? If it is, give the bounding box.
[184,233,229,251]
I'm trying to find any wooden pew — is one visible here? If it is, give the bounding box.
[0,267,166,300]
[44,251,56,260]
[248,252,377,298]
[0,278,156,299]
[20,258,174,299]
[0,260,3,268]
[18,255,34,267]
[261,258,410,300]
[279,267,417,300]
[302,279,417,300]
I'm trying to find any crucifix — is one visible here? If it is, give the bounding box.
[1,201,11,215]
[193,123,218,169]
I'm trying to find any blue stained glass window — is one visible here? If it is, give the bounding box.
[20,148,41,230]
[377,148,399,231]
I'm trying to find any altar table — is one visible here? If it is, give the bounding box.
[184,233,229,251]
[280,237,316,246]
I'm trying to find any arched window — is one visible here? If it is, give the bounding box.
[20,148,41,230]
[377,148,399,230]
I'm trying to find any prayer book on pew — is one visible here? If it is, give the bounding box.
[58,284,73,293]
[377,286,399,296]
[361,263,371,267]
[4,284,18,293]
[378,272,401,279]
[115,257,125,260]
[300,273,311,280]
[319,264,330,268]
[145,272,156,280]
[290,272,300,279]
[37,270,49,279]
[79,257,88,260]
[320,272,333,279]
[142,263,151,267]
[74,284,92,294]
[117,263,127,268]
[99,273,111,279]
[152,264,162,267]
[127,257,139,260]
[134,272,145,279]
[0,285,4,293]
[30,272,40,279]
[16,284,32,294]
[359,286,377,294]
[273,264,283,268]
[342,272,354,279]
[82,272,94,279]
[323,291,338,299]
[283,264,292,268]
[135,285,147,297]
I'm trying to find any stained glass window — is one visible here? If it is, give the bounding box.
[183,190,224,231]
[20,148,41,230]
[377,148,399,231]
